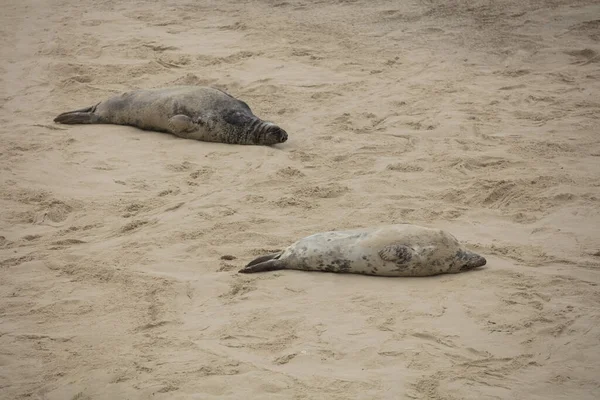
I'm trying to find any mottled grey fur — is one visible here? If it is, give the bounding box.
[239,224,487,277]
[53,86,288,146]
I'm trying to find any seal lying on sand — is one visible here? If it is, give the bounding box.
[53,86,288,145]
[239,224,486,277]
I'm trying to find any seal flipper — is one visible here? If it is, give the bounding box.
[378,244,414,264]
[54,103,103,124]
[245,252,281,268]
[238,260,285,274]
[239,252,285,273]
[167,115,197,134]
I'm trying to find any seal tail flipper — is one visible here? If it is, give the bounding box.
[245,252,281,268]
[238,260,285,274]
[239,252,285,273]
[54,104,102,124]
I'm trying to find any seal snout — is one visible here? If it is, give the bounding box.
[459,251,487,271]
[269,125,288,143]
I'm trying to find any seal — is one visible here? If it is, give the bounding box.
[53,86,288,145]
[239,224,486,277]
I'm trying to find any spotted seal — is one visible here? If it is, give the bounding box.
[239,224,486,277]
[53,86,288,145]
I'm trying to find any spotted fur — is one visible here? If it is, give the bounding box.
[239,224,487,277]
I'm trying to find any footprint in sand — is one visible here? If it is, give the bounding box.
[33,200,74,225]
[219,280,257,301]
[51,238,86,246]
[294,183,350,199]
[386,163,424,172]
[187,167,215,186]
[565,19,600,40]
[275,167,305,178]
[80,19,104,27]
[272,196,314,209]
[0,254,36,268]
[120,219,149,233]
[170,73,217,87]
[166,161,195,172]
[565,48,599,65]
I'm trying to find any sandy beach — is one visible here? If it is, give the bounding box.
[1,0,600,398]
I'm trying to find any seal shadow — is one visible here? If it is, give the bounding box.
[240,264,489,278]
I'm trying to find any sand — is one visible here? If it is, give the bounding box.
[1,0,600,398]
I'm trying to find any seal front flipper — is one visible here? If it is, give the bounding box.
[54,103,103,124]
[167,115,197,134]
[378,244,415,264]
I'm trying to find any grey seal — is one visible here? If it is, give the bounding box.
[53,86,288,145]
[239,224,486,277]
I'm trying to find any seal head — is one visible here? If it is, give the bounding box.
[456,250,487,271]
[221,109,287,145]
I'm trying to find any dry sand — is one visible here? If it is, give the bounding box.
[1,0,600,399]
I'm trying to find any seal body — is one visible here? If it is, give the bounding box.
[53,86,288,145]
[239,224,486,277]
